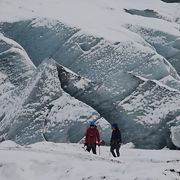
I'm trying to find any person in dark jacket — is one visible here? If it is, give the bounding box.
[110,123,122,157]
[84,121,101,154]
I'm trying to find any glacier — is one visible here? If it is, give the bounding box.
[0,0,180,149]
[0,34,110,145]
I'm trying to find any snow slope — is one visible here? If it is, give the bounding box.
[0,140,180,180]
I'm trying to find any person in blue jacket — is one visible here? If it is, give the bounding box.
[110,123,122,157]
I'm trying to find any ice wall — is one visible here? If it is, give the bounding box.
[0,17,180,148]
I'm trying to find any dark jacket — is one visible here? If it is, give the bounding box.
[110,129,122,145]
[85,126,100,144]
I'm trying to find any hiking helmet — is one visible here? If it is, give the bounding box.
[111,123,118,129]
[90,120,96,126]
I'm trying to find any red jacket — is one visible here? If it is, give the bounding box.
[85,127,100,144]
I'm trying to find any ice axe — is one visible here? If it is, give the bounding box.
[82,144,87,152]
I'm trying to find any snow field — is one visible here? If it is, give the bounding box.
[0,141,180,180]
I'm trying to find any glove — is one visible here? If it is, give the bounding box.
[97,141,101,147]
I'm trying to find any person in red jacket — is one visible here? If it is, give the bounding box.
[84,121,101,154]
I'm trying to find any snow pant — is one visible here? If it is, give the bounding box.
[110,143,121,157]
[86,143,97,154]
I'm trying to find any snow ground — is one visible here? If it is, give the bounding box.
[0,141,180,180]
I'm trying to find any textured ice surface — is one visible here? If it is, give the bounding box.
[119,79,180,148]
[0,33,35,86]
[160,75,180,91]
[0,56,110,144]
[171,125,180,148]
[0,34,36,132]
[1,19,180,148]
[125,24,180,76]
[124,8,172,22]
[1,18,179,80]
[0,0,180,148]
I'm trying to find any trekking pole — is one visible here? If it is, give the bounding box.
[98,145,100,156]
[109,146,111,157]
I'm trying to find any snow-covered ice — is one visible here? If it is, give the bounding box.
[0,0,180,148]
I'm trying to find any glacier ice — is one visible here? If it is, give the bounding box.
[56,59,180,149]
[171,125,180,148]
[0,34,36,128]
[0,53,110,144]
[0,34,111,145]
[119,79,180,149]
[0,33,35,86]
[160,75,180,91]
[1,18,179,81]
[125,24,180,76]
[0,11,180,148]
[124,9,172,22]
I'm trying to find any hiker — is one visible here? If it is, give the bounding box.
[110,123,122,157]
[84,121,101,154]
